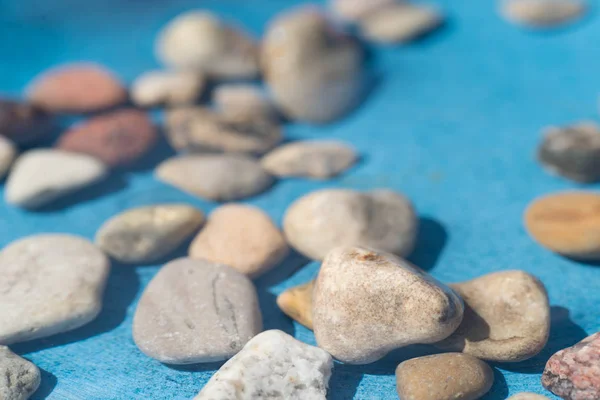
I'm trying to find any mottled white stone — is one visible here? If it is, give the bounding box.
[131,70,205,107]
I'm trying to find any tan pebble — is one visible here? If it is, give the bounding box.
[507,394,550,400]
[131,70,206,107]
[436,270,550,362]
[213,85,276,120]
[524,191,600,259]
[0,136,16,179]
[500,0,585,28]
[329,0,398,21]
[276,280,314,329]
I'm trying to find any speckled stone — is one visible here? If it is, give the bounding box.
[194,330,332,400]
[436,270,550,362]
[261,140,357,179]
[0,99,51,145]
[0,136,16,179]
[396,353,494,400]
[96,204,205,264]
[524,191,600,260]
[0,234,110,345]
[276,280,314,329]
[0,346,41,400]
[507,394,551,400]
[189,204,288,278]
[501,0,585,27]
[283,189,418,260]
[542,332,600,400]
[329,0,398,21]
[133,258,262,364]
[213,85,276,120]
[313,246,464,364]
[155,154,274,202]
[26,63,127,113]
[5,149,108,209]
[131,70,206,107]
[165,107,281,156]
[57,109,157,167]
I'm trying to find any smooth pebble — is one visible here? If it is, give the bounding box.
[507,394,551,400]
[0,136,16,179]
[329,0,398,21]
[501,0,585,27]
[213,84,276,119]
[131,70,206,107]
[0,99,51,145]
[0,346,41,400]
[276,280,314,329]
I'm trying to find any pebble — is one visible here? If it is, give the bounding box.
[359,3,444,43]
[26,63,127,113]
[5,149,108,209]
[313,246,464,364]
[213,84,276,120]
[96,204,205,264]
[507,394,551,400]
[329,0,398,21]
[276,280,314,329]
[156,11,259,79]
[194,330,332,400]
[189,204,288,278]
[0,99,51,145]
[524,191,600,260]
[133,258,262,364]
[261,140,357,179]
[537,122,600,183]
[262,7,364,123]
[436,270,550,362]
[165,107,282,155]
[396,353,494,400]
[283,189,418,260]
[0,346,41,400]
[0,234,110,345]
[57,109,157,167]
[0,136,16,179]
[131,70,206,107]
[155,154,274,202]
[500,0,585,27]
[542,332,600,400]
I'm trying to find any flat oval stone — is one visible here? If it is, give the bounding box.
[189,204,288,278]
[57,109,157,167]
[213,85,276,120]
[396,353,494,400]
[0,346,41,400]
[283,189,418,260]
[500,0,585,27]
[507,394,550,400]
[313,246,464,364]
[5,149,108,209]
[524,191,600,260]
[0,234,110,345]
[329,0,397,21]
[0,136,16,179]
[131,70,206,107]
[96,204,205,264]
[276,280,314,329]
[436,270,550,362]
[0,99,52,145]
[133,258,262,364]
[26,63,127,113]
[165,107,281,156]
[261,140,357,179]
[194,330,332,400]
[155,154,274,202]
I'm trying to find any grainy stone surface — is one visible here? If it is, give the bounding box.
[276,280,314,329]
[96,204,205,264]
[524,191,600,260]
[165,107,281,155]
[5,149,108,209]
[537,122,600,183]
[396,353,494,400]
[283,189,417,260]
[0,234,110,345]
[26,63,127,113]
[501,0,585,27]
[313,246,464,364]
[542,332,600,400]
[437,270,550,362]
[155,154,274,201]
[0,135,16,179]
[57,109,157,167]
[189,204,288,277]
[261,140,357,179]
[194,330,332,399]
[0,346,41,400]
[131,70,206,107]
[213,84,276,119]
[507,394,551,400]
[329,0,398,21]
[133,258,262,364]
[0,99,52,145]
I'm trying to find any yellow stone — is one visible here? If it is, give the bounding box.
[276,280,314,329]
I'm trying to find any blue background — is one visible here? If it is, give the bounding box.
[0,0,598,398]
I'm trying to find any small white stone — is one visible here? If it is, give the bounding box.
[0,346,41,400]
[131,70,205,107]
[329,0,399,21]
[194,330,333,399]
[0,135,16,179]
[213,84,276,120]
[500,0,585,27]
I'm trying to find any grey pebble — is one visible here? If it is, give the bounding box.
[500,0,585,27]
[213,84,277,120]
[0,346,40,400]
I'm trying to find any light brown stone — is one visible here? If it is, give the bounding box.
[213,85,276,120]
[500,0,585,28]
[276,281,314,329]
[329,0,398,21]
[131,70,206,107]
[507,394,550,400]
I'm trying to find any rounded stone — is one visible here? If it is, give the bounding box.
[0,234,110,345]
[57,109,157,167]
[155,154,274,202]
[329,0,398,21]
[0,135,16,179]
[276,280,314,329]
[261,140,357,179]
[283,189,418,260]
[396,353,494,400]
[133,258,262,364]
[213,85,276,120]
[189,204,289,278]
[436,270,550,362]
[0,99,52,145]
[0,346,41,400]
[131,70,206,107]
[313,246,464,364]
[96,204,205,264]
[26,63,127,113]
[524,191,600,260]
[500,0,585,27]
[507,394,550,400]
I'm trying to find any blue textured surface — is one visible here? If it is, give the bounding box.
[0,0,599,398]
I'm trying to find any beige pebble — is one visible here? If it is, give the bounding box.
[189,204,289,278]
[329,0,398,21]
[131,70,205,107]
[507,394,550,400]
[0,136,16,179]
[500,0,585,27]
[213,84,276,120]
[276,280,314,329]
